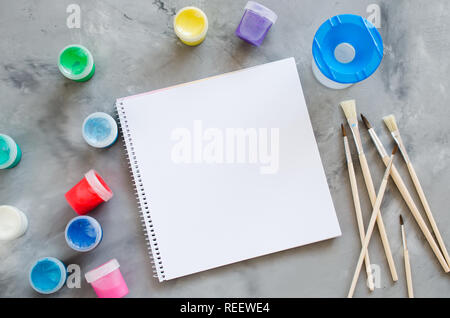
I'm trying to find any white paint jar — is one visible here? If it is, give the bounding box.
[0,205,28,240]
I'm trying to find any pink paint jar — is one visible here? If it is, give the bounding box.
[65,170,113,215]
[85,259,129,298]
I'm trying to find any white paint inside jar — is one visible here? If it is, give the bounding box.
[0,205,28,240]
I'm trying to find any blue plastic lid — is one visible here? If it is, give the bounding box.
[312,14,383,84]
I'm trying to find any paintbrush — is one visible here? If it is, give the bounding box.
[348,145,398,298]
[342,124,375,291]
[384,114,450,267]
[340,100,398,282]
[361,114,449,272]
[400,215,414,298]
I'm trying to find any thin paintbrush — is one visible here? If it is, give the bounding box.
[348,146,398,298]
[340,100,398,282]
[361,114,449,272]
[384,114,450,267]
[342,124,375,291]
[400,215,414,298]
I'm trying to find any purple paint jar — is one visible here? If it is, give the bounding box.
[235,1,277,46]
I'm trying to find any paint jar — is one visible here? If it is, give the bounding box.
[312,14,383,89]
[174,7,208,46]
[65,215,103,252]
[82,112,118,148]
[235,1,277,46]
[85,259,129,298]
[0,134,22,169]
[65,169,113,215]
[29,257,67,294]
[58,44,95,82]
[0,205,28,240]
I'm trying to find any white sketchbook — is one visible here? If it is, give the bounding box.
[117,58,341,281]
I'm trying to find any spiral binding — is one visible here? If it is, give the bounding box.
[116,100,165,281]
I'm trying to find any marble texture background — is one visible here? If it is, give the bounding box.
[1,0,449,298]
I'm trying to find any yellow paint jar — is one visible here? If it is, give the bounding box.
[174,7,208,46]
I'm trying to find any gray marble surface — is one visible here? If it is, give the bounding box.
[1,0,449,298]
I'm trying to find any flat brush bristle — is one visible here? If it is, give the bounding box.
[341,124,346,137]
[360,114,372,129]
[400,214,404,225]
[340,100,357,121]
[383,114,399,132]
[392,144,399,155]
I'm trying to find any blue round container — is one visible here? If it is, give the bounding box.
[312,14,383,89]
[29,257,67,294]
[82,112,118,148]
[65,216,103,252]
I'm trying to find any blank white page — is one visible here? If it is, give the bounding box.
[117,58,341,281]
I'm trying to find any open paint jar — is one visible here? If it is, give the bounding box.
[29,257,67,294]
[174,7,208,46]
[58,44,95,82]
[82,112,118,148]
[0,134,22,169]
[235,1,277,46]
[65,216,103,252]
[0,205,28,241]
[312,14,383,89]
[85,259,129,298]
[65,169,113,215]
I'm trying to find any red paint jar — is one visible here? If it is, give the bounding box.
[65,170,113,215]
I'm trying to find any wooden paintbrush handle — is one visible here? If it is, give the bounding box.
[348,176,389,298]
[404,249,414,298]
[359,154,398,281]
[384,158,449,272]
[348,161,375,291]
[407,162,450,267]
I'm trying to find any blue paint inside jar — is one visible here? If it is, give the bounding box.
[30,258,66,294]
[66,217,102,251]
[84,117,112,144]
[82,112,118,148]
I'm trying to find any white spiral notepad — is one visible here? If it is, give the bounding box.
[117,58,341,282]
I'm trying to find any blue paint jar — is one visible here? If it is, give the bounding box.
[82,112,118,148]
[29,257,67,294]
[65,216,103,252]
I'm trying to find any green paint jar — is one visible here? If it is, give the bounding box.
[58,44,95,82]
[0,134,22,169]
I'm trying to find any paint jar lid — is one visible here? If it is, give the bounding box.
[65,215,103,252]
[245,1,277,24]
[58,44,94,81]
[0,134,18,169]
[85,169,113,202]
[82,112,118,148]
[312,14,383,84]
[85,259,120,283]
[29,257,67,294]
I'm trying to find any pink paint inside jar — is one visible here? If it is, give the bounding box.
[85,259,129,298]
[65,170,113,215]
